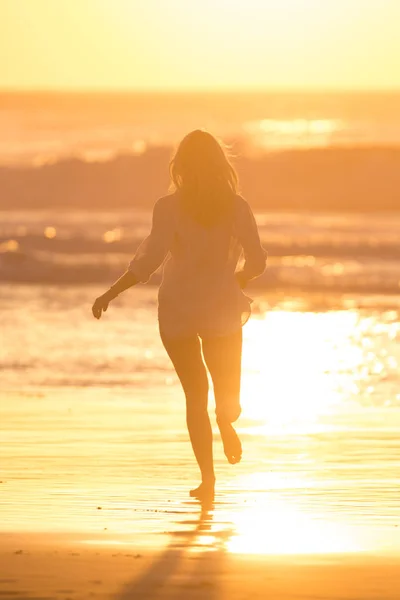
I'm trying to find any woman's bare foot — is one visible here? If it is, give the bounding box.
[190,480,215,501]
[217,419,242,464]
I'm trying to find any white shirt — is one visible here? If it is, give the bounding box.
[129,193,266,337]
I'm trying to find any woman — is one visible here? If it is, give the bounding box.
[92,130,266,501]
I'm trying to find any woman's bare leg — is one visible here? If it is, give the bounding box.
[202,329,243,464]
[160,332,215,495]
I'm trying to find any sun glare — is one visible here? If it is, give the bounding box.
[226,493,362,555]
[240,310,362,432]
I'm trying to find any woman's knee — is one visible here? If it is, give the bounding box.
[185,391,209,419]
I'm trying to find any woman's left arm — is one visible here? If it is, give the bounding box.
[92,197,173,320]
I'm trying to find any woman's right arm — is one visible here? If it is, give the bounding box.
[235,197,267,288]
[92,271,139,319]
[92,196,174,319]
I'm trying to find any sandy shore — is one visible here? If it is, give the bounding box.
[3,285,400,599]
[1,533,400,600]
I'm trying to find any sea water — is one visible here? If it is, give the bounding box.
[1,91,400,555]
[2,284,400,555]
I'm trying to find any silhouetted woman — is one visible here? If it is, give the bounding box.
[92,130,266,501]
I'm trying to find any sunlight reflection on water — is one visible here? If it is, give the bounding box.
[2,286,400,556]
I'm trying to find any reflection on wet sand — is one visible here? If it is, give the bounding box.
[112,495,400,600]
[2,288,400,565]
[115,500,229,599]
[2,495,400,600]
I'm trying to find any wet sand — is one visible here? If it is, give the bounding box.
[3,287,400,597]
[1,533,400,600]
[3,387,400,600]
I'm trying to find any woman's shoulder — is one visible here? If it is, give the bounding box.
[152,194,179,223]
[154,193,178,211]
[234,194,247,206]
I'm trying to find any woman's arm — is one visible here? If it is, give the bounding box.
[92,271,139,319]
[127,196,174,283]
[235,198,267,288]
[92,196,174,319]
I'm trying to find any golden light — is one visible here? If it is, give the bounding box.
[44,226,57,239]
[103,228,122,243]
[205,305,400,557]
[2,0,399,89]
[226,490,362,555]
[240,310,363,431]
[0,239,19,253]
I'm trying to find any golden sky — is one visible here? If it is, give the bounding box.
[1,0,400,90]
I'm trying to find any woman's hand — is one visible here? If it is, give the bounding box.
[92,292,113,320]
[91,272,138,319]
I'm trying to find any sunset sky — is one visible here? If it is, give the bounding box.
[1,0,400,91]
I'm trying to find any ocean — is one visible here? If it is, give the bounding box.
[2,91,400,166]
[1,91,400,556]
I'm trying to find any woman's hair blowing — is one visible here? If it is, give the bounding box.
[169,130,238,226]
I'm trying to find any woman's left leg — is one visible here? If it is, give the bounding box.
[160,332,215,491]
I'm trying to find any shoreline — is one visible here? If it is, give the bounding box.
[1,532,400,599]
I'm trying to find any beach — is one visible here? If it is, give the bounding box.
[2,89,400,598]
[2,538,400,599]
[2,0,400,589]
[2,284,400,598]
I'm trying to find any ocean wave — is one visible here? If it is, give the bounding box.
[1,145,400,211]
[1,246,400,293]
[2,201,400,291]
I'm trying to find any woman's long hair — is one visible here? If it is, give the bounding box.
[169,130,239,227]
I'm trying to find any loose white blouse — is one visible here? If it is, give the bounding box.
[129,193,266,338]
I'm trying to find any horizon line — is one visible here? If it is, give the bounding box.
[1,86,400,95]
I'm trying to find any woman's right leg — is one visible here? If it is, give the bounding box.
[160,331,215,493]
[202,329,243,464]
